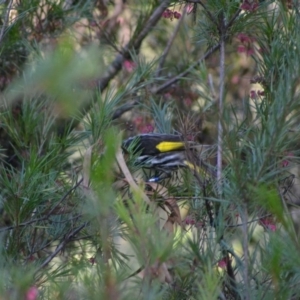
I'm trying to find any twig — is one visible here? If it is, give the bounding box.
[46,178,84,216]
[115,147,151,205]
[241,206,250,300]
[80,0,172,113]
[0,0,13,46]
[226,252,240,300]
[197,0,218,26]
[0,178,83,232]
[155,5,187,78]
[226,8,242,30]
[102,0,125,35]
[217,19,225,188]
[208,73,216,100]
[152,43,221,94]
[185,0,243,28]
[220,240,243,299]
[151,7,242,94]
[36,222,87,272]
[112,98,141,120]
[226,214,272,228]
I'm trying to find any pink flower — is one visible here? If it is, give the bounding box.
[184,97,192,106]
[184,215,196,225]
[250,90,264,99]
[237,45,255,56]
[89,257,96,265]
[282,152,294,167]
[237,45,246,53]
[25,286,38,300]
[231,75,240,84]
[257,90,265,96]
[241,0,259,12]
[173,11,181,19]
[217,257,229,269]
[27,255,36,262]
[237,33,255,44]
[259,218,277,232]
[123,60,136,72]
[186,134,195,141]
[236,33,256,56]
[162,9,173,19]
[132,116,154,133]
[140,124,154,133]
[164,92,172,99]
[90,20,97,27]
[250,90,257,99]
[187,4,194,14]
[237,44,255,56]
[133,116,143,126]
[268,224,277,231]
[195,221,204,228]
[246,47,255,56]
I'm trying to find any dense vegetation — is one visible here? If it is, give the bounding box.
[1,0,300,299]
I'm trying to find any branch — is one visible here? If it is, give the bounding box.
[151,7,242,94]
[152,43,221,94]
[197,0,218,26]
[112,98,141,120]
[226,8,242,30]
[217,24,225,187]
[81,0,172,113]
[226,252,240,300]
[36,222,87,272]
[218,240,244,299]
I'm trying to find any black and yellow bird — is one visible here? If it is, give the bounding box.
[122,133,216,181]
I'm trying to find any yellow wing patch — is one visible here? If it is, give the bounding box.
[155,141,185,152]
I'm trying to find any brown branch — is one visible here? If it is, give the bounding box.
[81,0,172,113]
[112,98,141,120]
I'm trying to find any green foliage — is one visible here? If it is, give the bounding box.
[1,0,300,299]
[147,98,174,134]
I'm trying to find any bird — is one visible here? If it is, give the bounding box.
[122,133,216,181]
